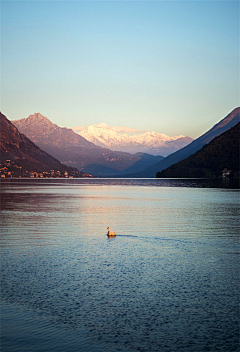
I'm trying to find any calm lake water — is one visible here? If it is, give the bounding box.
[1,178,239,352]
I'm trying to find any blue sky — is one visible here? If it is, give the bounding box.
[1,1,239,138]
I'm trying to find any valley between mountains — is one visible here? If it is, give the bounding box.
[1,108,239,178]
[12,113,191,176]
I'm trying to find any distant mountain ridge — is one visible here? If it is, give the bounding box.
[13,113,99,149]
[13,113,164,176]
[130,107,240,178]
[78,125,193,156]
[0,112,86,177]
[156,122,240,178]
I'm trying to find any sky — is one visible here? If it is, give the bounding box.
[1,0,239,139]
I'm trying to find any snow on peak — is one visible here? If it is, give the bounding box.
[78,124,193,156]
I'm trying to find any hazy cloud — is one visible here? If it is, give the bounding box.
[94,122,137,133]
[73,122,140,134]
[72,125,85,132]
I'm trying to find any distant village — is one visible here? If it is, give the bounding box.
[0,160,94,178]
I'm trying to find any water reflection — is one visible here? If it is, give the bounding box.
[0,177,239,188]
[1,180,239,352]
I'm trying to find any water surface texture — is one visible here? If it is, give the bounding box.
[1,179,239,352]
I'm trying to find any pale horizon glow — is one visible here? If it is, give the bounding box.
[1,1,239,139]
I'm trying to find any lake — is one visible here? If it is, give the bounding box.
[0,178,239,352]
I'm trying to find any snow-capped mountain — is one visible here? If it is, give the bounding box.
[78,125,193,156]
[12,113,164,176]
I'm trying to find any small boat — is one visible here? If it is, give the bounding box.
[107,227,116,237]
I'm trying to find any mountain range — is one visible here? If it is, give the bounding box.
[78,125,193,156]
[13,113,163,176]
[0,112,86,177]
[131,107,240,177]
[156,122,240,178]
[4,108,240,178]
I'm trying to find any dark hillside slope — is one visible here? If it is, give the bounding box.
[156,122,240,178]
[132,108,240,177]
[0,112,85,176]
